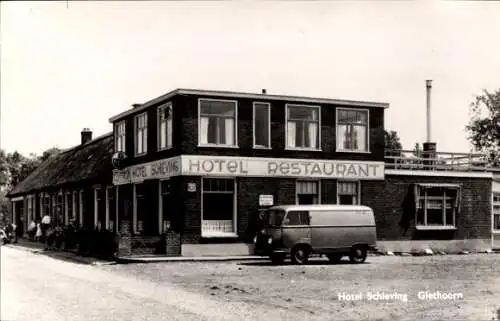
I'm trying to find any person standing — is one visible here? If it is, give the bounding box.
[41,214,51,250]
[35,221,42,242]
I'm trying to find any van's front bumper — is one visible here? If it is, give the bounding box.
[253,234,287,256]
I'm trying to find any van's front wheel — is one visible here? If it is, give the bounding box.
[291,246,310,265]
[349,246,367,264]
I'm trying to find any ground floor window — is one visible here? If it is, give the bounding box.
[107,187,115,231]
[337,181,360,205]
[95,188,106,230]
[55,194,63,226]
[415,184,459,227]
[493,193,500,232]
[65,193,73,225]
[296,180,320,205]
[202,178,236,236]
[160,180,171,234]
[134,183,145,234]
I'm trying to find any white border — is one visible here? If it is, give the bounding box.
[285,103,321,151]
[198,98,239,148]
[252,102,271,149]
[336,107,371,153]
[386,169,493,178]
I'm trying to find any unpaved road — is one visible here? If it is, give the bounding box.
[101,254,500,321]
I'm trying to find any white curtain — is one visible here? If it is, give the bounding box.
[200,117,209,144]
[356,126,367,151]
[160,121,167,148]
[143,128,147,152]
[225,118,234,145]
[167,118,173,148]
[137,131,143,153]
[337,125,347,150]
[287,122,296,148]
[308,123,318,148]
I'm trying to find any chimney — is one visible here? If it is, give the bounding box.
[132,103,141,109]
[423,80,436,159]
[81,128,92,145]
[261,89,267,95]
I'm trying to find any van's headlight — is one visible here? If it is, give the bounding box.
[253,236,257,244]
[267,237,272,244]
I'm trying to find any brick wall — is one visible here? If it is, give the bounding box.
[362,175,492,241]
[177,95,385,162]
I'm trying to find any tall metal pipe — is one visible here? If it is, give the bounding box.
[426,80,432,142]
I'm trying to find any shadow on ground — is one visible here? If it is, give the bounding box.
[239,259,370,267]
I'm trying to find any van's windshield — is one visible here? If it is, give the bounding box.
[267,210,286,227]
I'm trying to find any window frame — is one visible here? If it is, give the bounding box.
[252,102,271,149]
[201,177,238,238]
[114,121,126,153]
[295,180,321,205]
[336,107,370,153]
[336,180,361,205]
[134,112,148,156]
[198,98,239,148]
[493,192,500,233]
[285,103,321,151]
[157,102,173,151]
[414,185,459,230]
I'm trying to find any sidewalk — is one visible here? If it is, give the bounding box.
[115,255,265,264]
[3,239,116,266]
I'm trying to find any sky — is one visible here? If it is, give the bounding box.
[1,1,500,156]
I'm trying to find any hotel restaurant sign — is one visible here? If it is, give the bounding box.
[112,155,385,185]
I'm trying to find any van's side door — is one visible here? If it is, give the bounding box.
[281,210,311,248]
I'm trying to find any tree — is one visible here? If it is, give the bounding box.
[466,89,500,165]
[384,130,403,151]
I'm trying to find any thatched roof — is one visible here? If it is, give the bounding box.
[7,133,114,197]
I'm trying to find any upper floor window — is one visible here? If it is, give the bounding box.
[115,121,126,153]
[158,103,173,150]
[135,112,148,155]
[286,104,320,150]
[337,109,369,152]
[199,99,237,147]
[253,102,271,148]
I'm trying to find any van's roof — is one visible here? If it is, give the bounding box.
[270,204,373,212]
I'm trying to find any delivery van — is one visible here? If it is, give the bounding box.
[253,204,377,265]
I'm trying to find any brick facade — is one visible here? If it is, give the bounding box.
[363,175,492,241]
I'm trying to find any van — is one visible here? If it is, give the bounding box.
[253,204,377,265]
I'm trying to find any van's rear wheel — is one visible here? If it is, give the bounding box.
[349,246,367,264]
[291,246,310,265]
[327,254,343,263]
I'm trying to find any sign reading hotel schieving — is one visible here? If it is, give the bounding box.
[112,155,385,185]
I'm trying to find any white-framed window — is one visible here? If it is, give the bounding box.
[286,104,320,150]
[158,103,173,151]
[253,102,271,148]
[65,193,72,225]
[27,195,33,224]
[337,108,369,152]
[201,178,237,237]
[115,121,126,153]
[337,181,360,205]
[493,193,500,232]
[72,191,77,223]
[106,186,115,232]
[133,183,145,235]
[79,190,84,226]
[296,180,320,205]
[415,184,460,228]
[159,179,171,234]
[198,99,237,147]
[94,187,106,230]
[135,112,148,155]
